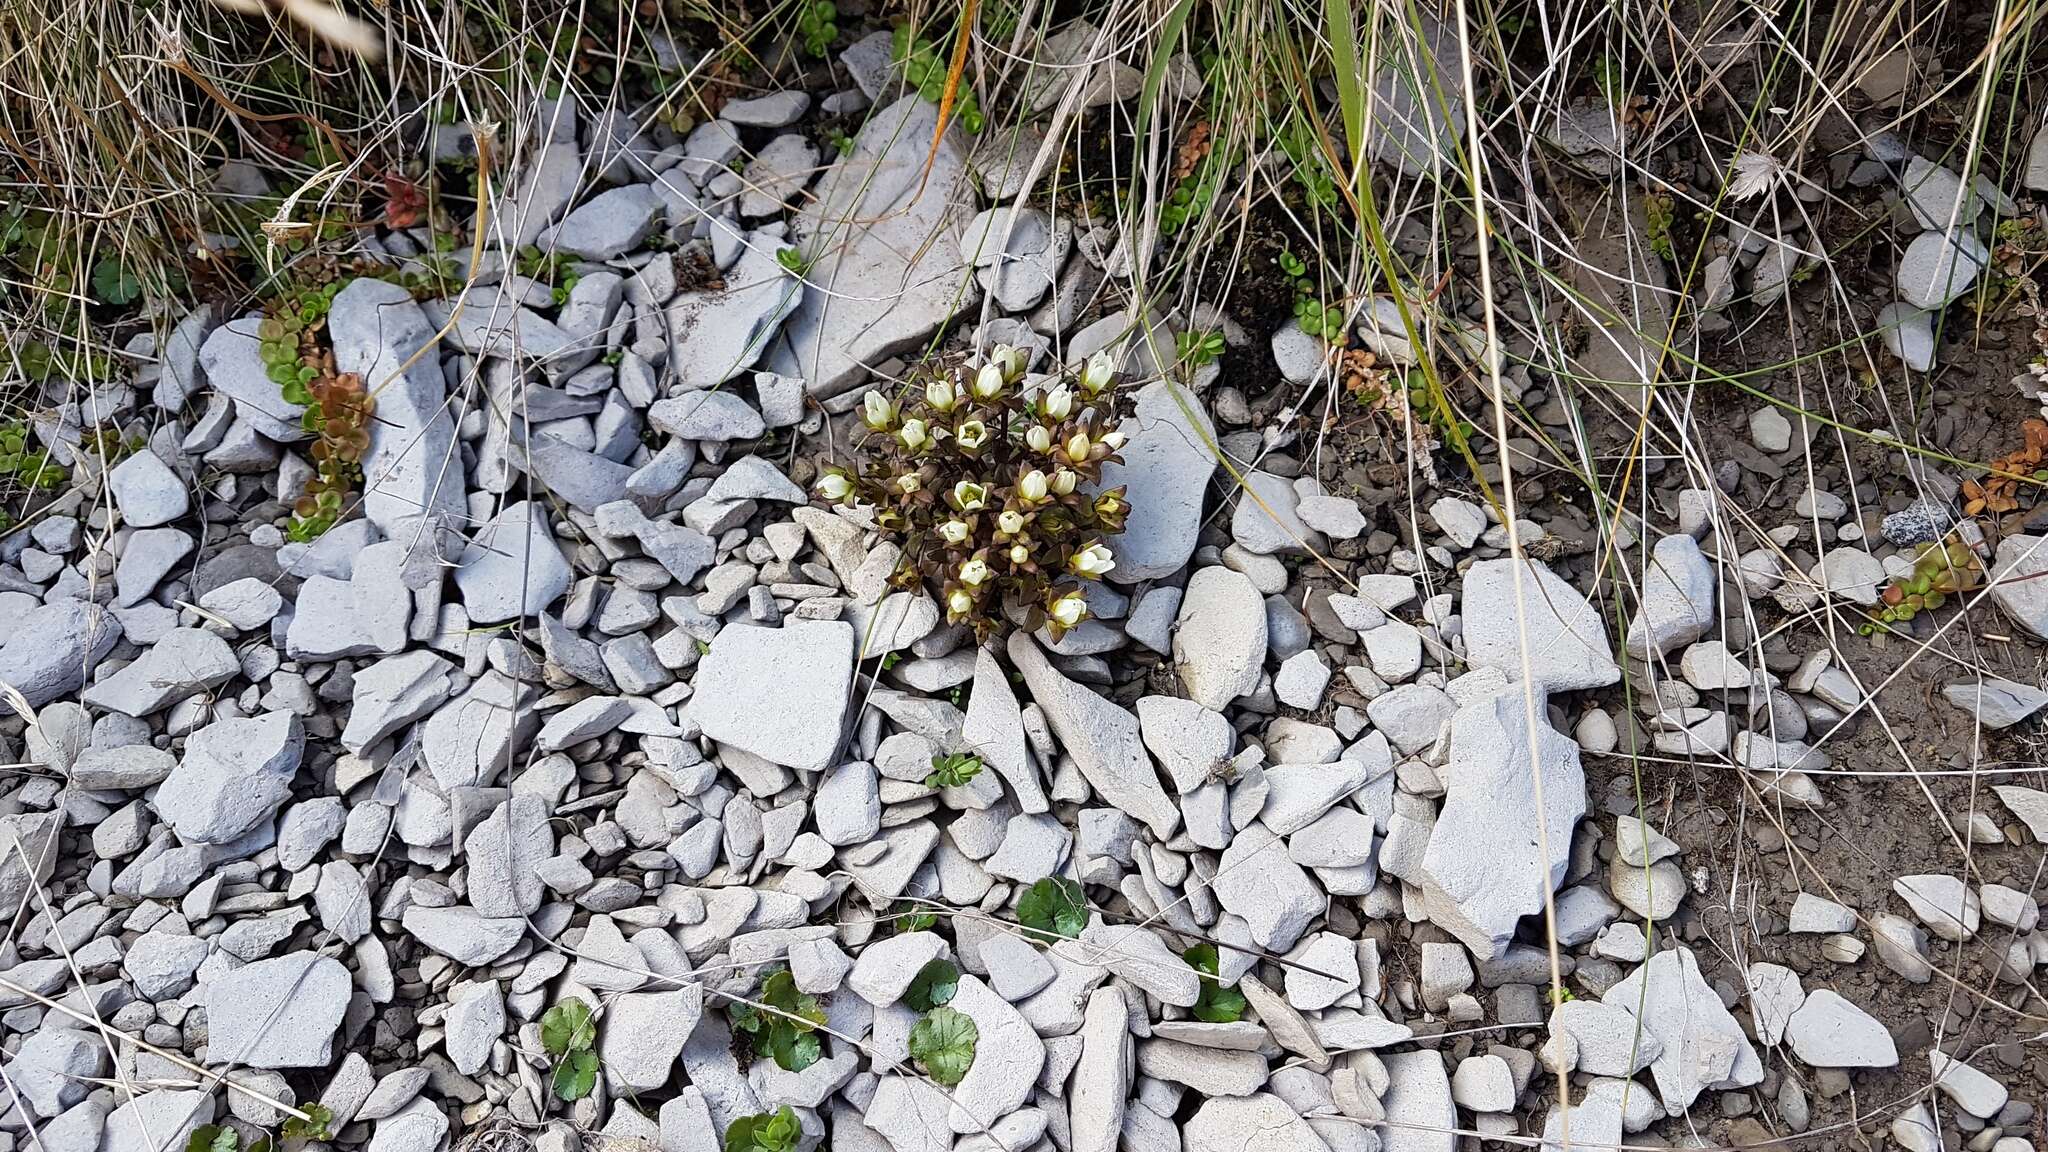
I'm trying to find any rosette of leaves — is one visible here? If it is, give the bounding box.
[1869,536,1983,626]
[725,1107,803,1152]
[729,967,827,1072]
[814,346,1130,642]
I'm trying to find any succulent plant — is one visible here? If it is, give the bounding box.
[815,346,1130,642]
[1870,535,1983,626]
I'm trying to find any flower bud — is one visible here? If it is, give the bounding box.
[997,510,1025,535]
[895,473,921,494]
[1026,425,1053,453]
[926,377,959,412]
[1065,431,1091,460]
[1051,469,1077,496]
[815,471,853,502]
[1081,350,1115,394]
[862,391,897,430]
[1043,383,1073,420]
[1070,541,1115,578]
[993,343,1027,380]
[947,588,974,616]
[971,362,1005,400]
[1018,470,1049,503]
[1101,429,1126,450]
[939,519,970,545]
[960,558,991,586]
[898,418,930,451]
[1009,543,1030,564]
[1049,591,1088,628]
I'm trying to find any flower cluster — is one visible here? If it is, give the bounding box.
[816,347,1129,641]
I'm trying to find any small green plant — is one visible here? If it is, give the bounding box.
[1276,250,1345,342]
[90,257,141,307]
[775,246,810,276]
[1183,944,1247,1023]
[1176,328,1225,368]
[540,998,601,1100]
[795,0,838,56]
[925,752,984,789]
[826,128,857,156]
[903,959,960,1012]
[186,1126,240,1152]
[884,900,939,933]
[0,421,67,494]
[725,1107,803,1152]
[280,1103,335,1143]
[815,347,1127,641]
[1864,536,1983,630]
[1016,876,1087,942]
[892,25,984,133]
[728,967,827,1072]
[1159,169,1219,237]
[1643,192,1677,262]
[907,1004,978,1085]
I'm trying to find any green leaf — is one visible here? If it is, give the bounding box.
[186,1125,236,1152]
[768,1027,822,1073]
[924,753,983,790]
[1183,944,1246,1022]
[1017,877,1087,942]
[90,258,140,306]
[552,1048,599,1100]
[725,1107,803,1152]
[908,1005,978,1086]
[903,959,959,1012]
[540,999,596,1056]
[281,1102,335,1143]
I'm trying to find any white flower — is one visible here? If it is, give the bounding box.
[993,343,1027,379]
[947,588,974,615]
[895,473,921,494]
[1018,470,1048,502]
[1049,593,1087,628]
[815,472,853,502]
[971,362,1005,399]
[1042,383,1073,420]
[1064,431,1092,459]
[953,480,988,512]
[959,558,990,586]
[955,420,989,450]
[1081,350,1115,393]
[1070,541,1115,577]
[898,419,930,451]
[862,391,897,429]
[926,377,960,412]
[1051,469,1077,496]
[1009,543,1029,564]
[997,510,1025,535]
[1100,429,1126,450]
[938,519,970,545]
[1026,425,1053,453]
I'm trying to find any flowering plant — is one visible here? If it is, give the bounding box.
[816,346,1129,641]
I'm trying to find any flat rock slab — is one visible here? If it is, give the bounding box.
[205,951,351,1068]
[687,620,854,772]
[773,94,980,399]
[330,278,467,551]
